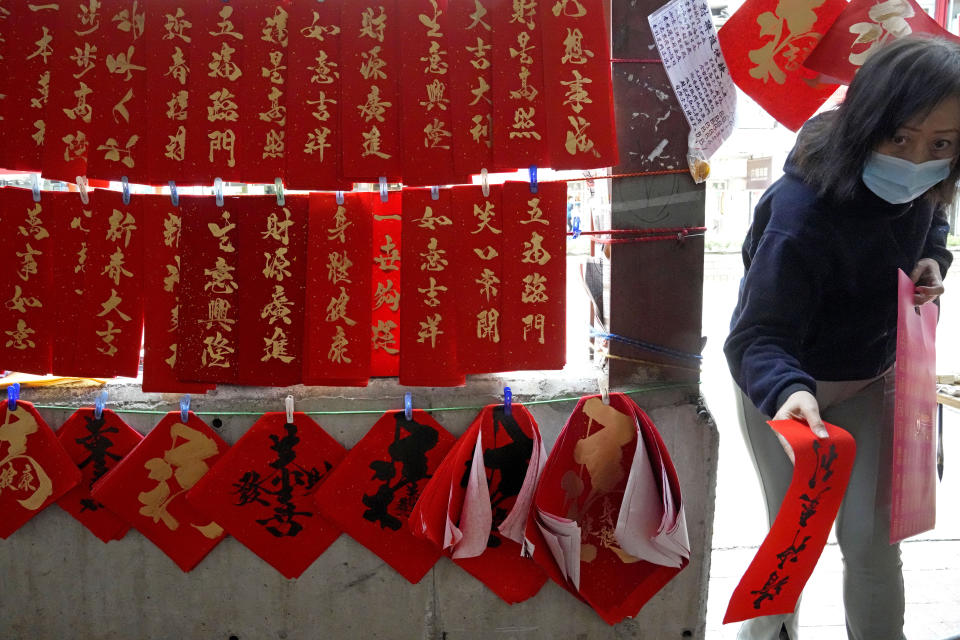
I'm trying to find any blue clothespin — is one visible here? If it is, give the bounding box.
[528,166,538,194]
[571,216,581,239]
[214,177,224,207]
[180,394,191,423]
[335,190,345,205]
[31,174,41,202]
[121,176,131,205]
[379,176,388,203]
[76,176,90,205]
[274,177,285,207]
[404,392,413,420]
[430,185,439,201]
[94,390,108,419]
[7,383,20,411]
[504,386,512,416]
[169,181,179,207]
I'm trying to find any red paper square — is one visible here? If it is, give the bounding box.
[314,409,455,584]
[0,400,81,539]
[91,411,229,572]
[56,407,143,543]
[187,412,346,579]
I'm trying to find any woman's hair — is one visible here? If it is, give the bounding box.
[793,35,960,206]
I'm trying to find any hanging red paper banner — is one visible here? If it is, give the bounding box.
[91,411,228,572]
[41,0,111,182]
[236,195,307,387]
[397,0,462,187]
[236,2,291,185]
[55,407,143,543]
[143,4,195,185]
[0,4,60,172]
[804,0,960,86]
[0,399,81,539]
[0,188,55,375]
[178,196,241,384]
[724,420,855,623]
[49,191,92,376]
[85,0,149,183]
[448,0,495,177]
[187,412,347,579]
[185,1,250,184]
[891,269,939,543]
[501,180,566,371]
[340,0,402,181]
[370,193,402,377]
[541,0,619,170]
[285,0,351,191]
[490,0,549,170]
[314,409,455,584]
[452,184,504,374]
[399,187,465,387]
[303,192,373,386]
[142,195,216,394]
[718,0,845,131]
[65,189,144,378]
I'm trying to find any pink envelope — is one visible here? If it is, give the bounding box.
[890,269,939,543]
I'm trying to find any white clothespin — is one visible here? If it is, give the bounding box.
[214,177,224,207]
[94,390,108,419]
[31,174,41,202]
[335,190,345,205]
[76,176,90,205]
[285,395,295,423]
[379,176,388,203]
[274,177,285,207]
[598,373,610,405]
[430,185,439,201]
[480,168,490,198]
[180,394,191,423]
[169,181,179,207]
[121,176,131,205]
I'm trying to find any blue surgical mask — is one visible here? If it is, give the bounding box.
[862,152,952,204]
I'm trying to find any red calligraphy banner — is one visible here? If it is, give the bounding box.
[400,187,465,387]
[85,0,149,183]
[501,180,566,371]
[452,184,504,374]
[370,193,402,377]
[143,4,196,184]
[187,412,347,579]
[541,0,618,170]
[398,0,463,187]
[285,0,351,191]
[236,195,307,387]
[50,190,92,376]
[0,188,55,375]
[449,0,495,177]
[185,1,249,184]
[490,0,549,170]
[142,195,215,394]
[303,192,373,386]
[56,407,143,543]
[0,4,60,173]
[0,400,81,539]
[237,2,290,185]
[91,411,228,572]
[178,196,241,384]
[718,0,845,131]
[340,0,402,181]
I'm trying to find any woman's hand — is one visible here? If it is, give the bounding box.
[911,258,944,306]
[772,390,828,464]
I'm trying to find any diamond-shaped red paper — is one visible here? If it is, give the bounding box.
[91,411,228,572]
[56,407,143,543]
[188,412,346,579]
[314,409,455,584]
[1,400,81,539]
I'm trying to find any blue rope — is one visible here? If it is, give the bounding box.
[591,330,703,362]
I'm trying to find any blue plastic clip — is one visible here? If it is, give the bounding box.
[335,190,345,205]
[169,181,179,207]
[214,177,224,207]
[571,216,581,239]
[274,177,285,207]
[379,176,388,203]
[404,392,413,420]
[94,390,108,419]
[528,166,538,194]
[504,386,512,416]
[180,394,191,423]
[121,176,131,205]
[430,185,439,201]
[76,176,90,205]
[31,174,41,202]
[7,383,20,411]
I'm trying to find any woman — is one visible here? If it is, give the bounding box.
[723,36,957,640]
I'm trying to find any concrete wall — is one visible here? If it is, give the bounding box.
[0,375,718,640]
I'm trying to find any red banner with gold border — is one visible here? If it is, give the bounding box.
[370,194,402,377]
[50,190,92,376]
[449,0,495,177]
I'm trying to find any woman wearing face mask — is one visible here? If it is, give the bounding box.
[724,36,957,640]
